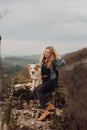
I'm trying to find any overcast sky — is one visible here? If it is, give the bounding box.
[0,0,87,56]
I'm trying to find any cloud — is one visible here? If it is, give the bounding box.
[0,0,87,56]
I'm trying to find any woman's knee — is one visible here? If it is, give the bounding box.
[34,84,41,95]
[35,87,41,96]
[35,84,45,96]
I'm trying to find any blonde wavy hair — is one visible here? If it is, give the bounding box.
[39,46,60,68]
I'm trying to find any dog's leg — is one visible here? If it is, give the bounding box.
[30,80,35,91]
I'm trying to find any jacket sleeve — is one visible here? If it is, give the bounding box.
[54,58,66,67]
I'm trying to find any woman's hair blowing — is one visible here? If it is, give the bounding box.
[39,46,60,68]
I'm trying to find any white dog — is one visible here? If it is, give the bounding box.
[27,63,42,91]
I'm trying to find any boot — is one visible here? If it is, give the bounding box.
[37,109,49,121]
[46,102,55,111]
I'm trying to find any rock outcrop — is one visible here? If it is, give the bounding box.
[4,83,68,130]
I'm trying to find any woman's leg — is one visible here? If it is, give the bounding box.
[35,79,57,109]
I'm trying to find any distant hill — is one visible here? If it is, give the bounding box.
[59,47,87,130]
[2,54,40,76]
[2,54,40,67]
[64,47,87,64]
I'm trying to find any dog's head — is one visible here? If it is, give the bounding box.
[27,63,41,78]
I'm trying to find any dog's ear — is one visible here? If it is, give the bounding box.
[36,63,40,68]
[27,64,30,69]
[35,64,40,70]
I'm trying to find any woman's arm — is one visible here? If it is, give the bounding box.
[54,58,66,67]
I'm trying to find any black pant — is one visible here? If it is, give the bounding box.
[35,79,58,109]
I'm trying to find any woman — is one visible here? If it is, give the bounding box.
[35,46,66,121]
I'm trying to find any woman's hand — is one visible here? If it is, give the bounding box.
[57,55,62,60]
